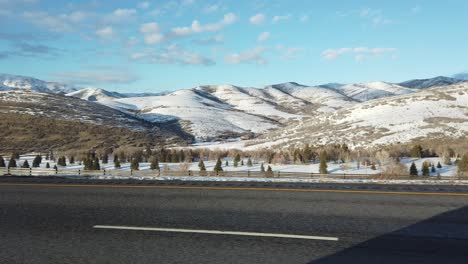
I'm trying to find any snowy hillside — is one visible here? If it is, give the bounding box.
[66,87,126,101]
[254,82,468,148]
[113,89,280,140]
[399,76,464,89]
[0,73,76,94]
[334,81,415,102]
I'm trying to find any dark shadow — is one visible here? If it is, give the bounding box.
[308,205,468,264]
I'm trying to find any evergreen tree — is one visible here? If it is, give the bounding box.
[49,151,55,161]
[45,153,49,160]
[319,151,328,174]
[234,154,240,167]
[69,156,75,164]
[247,158,253,167]
[213,158,223,172]
[32,155,42,168]
[437,161,442,169]
[57,156,67,166]
[198,160,206,171]
[53,165,58,170]
[410,162,418,176]
[8,157,17,168]
[21,160,30,168]
[150,156,159,170]
[131,158,139,171]
[265,165,274,177]
[114,157,121,169]
[260,163,265,172]
[114,154,119,163]
[303,144,312,164]
[431,164,436,173]
[370,163,376,170]
[0,156,5,167]
[422,161,430,176]
[11,152,20,160]
[241,160,244,166]
[102,154,108,164]
[225,160,228,167]
[46,162,50,169]
[94,157,101,170]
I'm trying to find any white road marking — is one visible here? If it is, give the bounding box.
[93,225,339,241]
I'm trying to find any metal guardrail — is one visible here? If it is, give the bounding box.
[1,167,467,180]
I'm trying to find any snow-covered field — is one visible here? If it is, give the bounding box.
[8,155,460,177]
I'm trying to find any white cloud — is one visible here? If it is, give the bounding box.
[322,47,397,60]
[137,1,150,9]
[359,8,392,27]
[22,11,75,32]
[257,31,270,42]
[130,45,215,66]
[249,13,266,25]
[281,47,302,60]
[95,26,115,39]
[195,34,224,45]
[140,22,160,33]
[225,46,268,65]
[104,8,137,23]
[144,34,164,44]
[272,14,291,23]
[171,13,238,36]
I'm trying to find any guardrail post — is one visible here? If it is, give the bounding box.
[248,170,250,177]
[78,169,81,175]
[130,169,133,176]
[55,168,58,175]
[29,168,32,176]
[277,171,280,178]
[103,169,106,175]
[188,170,191,176]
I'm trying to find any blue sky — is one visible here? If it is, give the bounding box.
[0,0,467,92]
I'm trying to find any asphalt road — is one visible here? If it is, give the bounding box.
[1,181,468,264]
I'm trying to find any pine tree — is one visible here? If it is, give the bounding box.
[422,161,430,176]
[410,162,418,176]
[53,165,58,170]
[57,156,67,166]
[94,157,101,170]
[234,154,240,167]
[247,158,253,167]
[213,158,223,172]
[21,160,30,168]
[260,163,265,172]
[431,164,436,173]
[0,155,6,167]
[319,151,328,174]
[114,157,121,169]
[46,162,50,169]
[198,160,206,171]
[102,154,108,164]
[266,165,274,177]
[11,152,20,160]
[49,151,55,161]
[370,163,376,170]
[131,158,139,171]
[32,155,42,168]
[303,144,312,164]
[437,161,442,169]
[241,160,244,166]
[150,156,159,170]
[225,160,228,167]
[69,156,75,164]
[8,157,17,168]
[45,153,49,160]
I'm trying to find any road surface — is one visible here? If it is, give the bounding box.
[1,180,468,263]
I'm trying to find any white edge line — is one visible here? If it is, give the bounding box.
[93,225,338,241]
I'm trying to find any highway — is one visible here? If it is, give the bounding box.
[1,179,468,263]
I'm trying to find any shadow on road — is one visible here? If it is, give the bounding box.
[308,205,468,264]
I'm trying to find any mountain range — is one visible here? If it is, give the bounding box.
[0,73,467,151]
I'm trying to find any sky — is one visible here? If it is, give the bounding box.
[0,0,467,92]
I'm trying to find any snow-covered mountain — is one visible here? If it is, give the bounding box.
[2,73,466,147]
[66,87,126,101]
[333,81,414,102]
[399,76,464,89]
[0,73,76,94]
[254,82,468,148]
